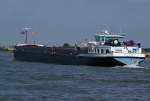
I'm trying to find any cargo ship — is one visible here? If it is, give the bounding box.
[13,30,145,67]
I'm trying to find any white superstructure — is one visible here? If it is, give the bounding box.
[85,30,145,65]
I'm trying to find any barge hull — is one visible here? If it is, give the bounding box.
[14,50,124,67]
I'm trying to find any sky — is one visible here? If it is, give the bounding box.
[0,0,150,47]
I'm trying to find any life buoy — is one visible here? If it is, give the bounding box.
[114,40,118,45]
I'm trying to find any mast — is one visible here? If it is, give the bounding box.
[22,27,32,44]
[25,30,28,44]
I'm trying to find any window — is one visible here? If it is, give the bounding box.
[88,48,91,53]
[106,49,110,54]
[95,36,100,41]
[101,49,104,54]
[102,36,105,42]
[95,48,97,53]
[97,49,100,54]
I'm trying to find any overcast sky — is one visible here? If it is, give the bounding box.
[0,0,150,47]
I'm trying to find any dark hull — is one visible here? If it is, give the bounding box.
[14,50,124,67]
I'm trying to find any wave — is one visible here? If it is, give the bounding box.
[113,63,145,69]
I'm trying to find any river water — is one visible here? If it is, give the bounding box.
[0,51,150,101]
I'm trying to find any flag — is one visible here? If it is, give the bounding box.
[20,30,28,35]
[20,31,25,35]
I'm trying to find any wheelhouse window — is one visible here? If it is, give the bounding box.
[95,36,100,41]
[95,36,105,42]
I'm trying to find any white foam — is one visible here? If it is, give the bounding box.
[122,64,144,68]
[113,62,144,69]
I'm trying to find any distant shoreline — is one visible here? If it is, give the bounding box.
[0,46,14,52]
